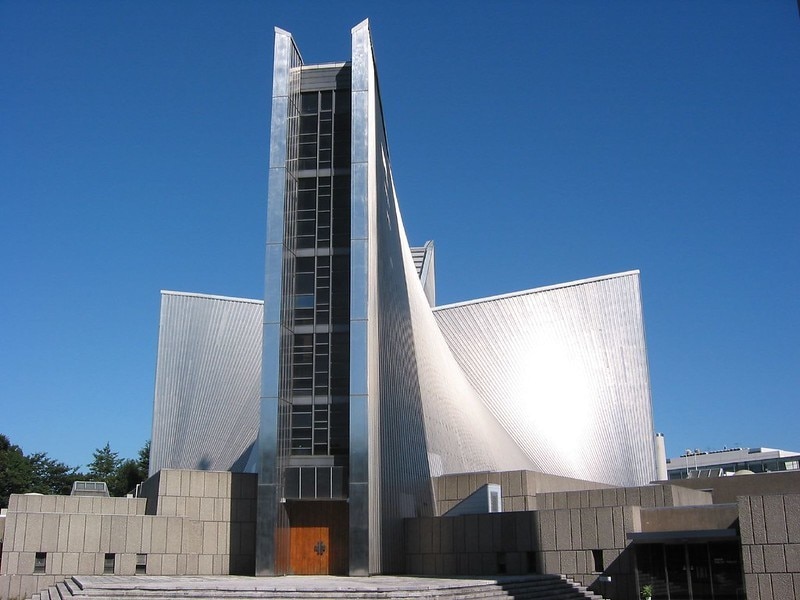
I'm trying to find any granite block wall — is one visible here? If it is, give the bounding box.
[404,502,642,600]
[0,470,258,600]
[738,493,800,600]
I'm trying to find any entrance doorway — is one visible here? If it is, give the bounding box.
[287,500,348,575]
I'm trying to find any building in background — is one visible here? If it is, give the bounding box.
[667,446,800,480]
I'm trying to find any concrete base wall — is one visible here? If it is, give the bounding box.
[738,493,800,600]
[0,470,258,600]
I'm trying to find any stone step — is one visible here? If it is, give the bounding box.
[26,575,607,600]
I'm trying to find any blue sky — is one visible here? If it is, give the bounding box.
[2,1,798,470]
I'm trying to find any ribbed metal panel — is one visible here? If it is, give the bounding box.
[433,272,657,486]
[150,291,262,475]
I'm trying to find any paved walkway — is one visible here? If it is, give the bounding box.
[72,574,530,592]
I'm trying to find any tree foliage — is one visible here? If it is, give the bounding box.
[0,436,151,506]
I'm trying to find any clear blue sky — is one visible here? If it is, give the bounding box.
[2,1,798,470]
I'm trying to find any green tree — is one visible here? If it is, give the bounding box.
[137,439,150,478]
[28,452,82,496]
[0,434,33,508]
[87,442,121,486]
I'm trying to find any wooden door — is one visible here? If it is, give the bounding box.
[287,501,348,575]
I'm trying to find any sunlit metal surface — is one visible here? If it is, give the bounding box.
[433,271,657,486]
[150,291,262,475]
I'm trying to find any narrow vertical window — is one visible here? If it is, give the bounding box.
[136,554,147,575]
[104,553,116,574]
[34,552,47,573]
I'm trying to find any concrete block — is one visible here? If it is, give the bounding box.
[198,497,214,521]
[581,508,598,548]
[440,516,453,553]
[784,495,800,543]
[110,516,128,553]
[98,515,111,550]
[160,495,177,517]
[140,516,152,553]
[150,517,167,554]
[771,574,793,600]
[190,471,205,497]
[543,551,560,574]
[794,573,800,600]
[82,516,101,553]
[178,470,190,497]
[453,553,467,575]
[176,553,188,575]
[740,497,755,545]
[570,509,582,549]
[480,552,496,575]
[444,475,457,501]
[514,512,532,551]
[26,496,42,513]
[49,552,63,575]
[166,518,183,554]
[742,545,752,573]
[11,514,27,550]
[124,516,143,553]
[561,550,578,574]
[457,474,472,500]
[589,489,603,508]
[40,496,57,513]
[451,516,465,553]
[567,492,581,509]
[555,510,572,550]
[602,488,616,507]
[77,552,94,574]
[764,496,788,544]
[752,546,765,573]
[77,496,93,514]
[185,496,201,521]
[612,507,625,548]
[119,552,136,575]
[217,522,229,555]
[464,515,479,552]
[541,493,554,510]
[785,544,800,572]
[164,470,180,497]
[539,510,556,550]
[744,573,760,600]
[752,496,768,545]
[202,521,218,555]
[63,497,79,513]
[161,554,178,575]
[758,573,773,600]
[66,514,86,552]
[184,521,201,554]
[554,492,568,510]
[4,553,20,575]
[185,552,199,576]
[221,498,231,521]
[201,472,217,498]
[61,552,79,574]
[23,513,44,551]
[441,553,457,576]
[639,486,656,508]
[477,514,493,552]
[764,545,787,573]
[148,553,162,575]
[596,507,614,548]
[40,514,59,553]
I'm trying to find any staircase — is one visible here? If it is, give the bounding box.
[29,574,605,600]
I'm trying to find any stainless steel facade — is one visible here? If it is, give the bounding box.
[150,291,262,475]
[151,20,658,577]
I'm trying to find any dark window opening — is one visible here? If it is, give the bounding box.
[104,553,116,574]
[136,554,147,575]
[592,549,604,573]
[34,552,46,574]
